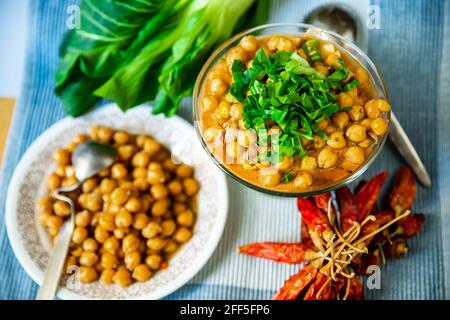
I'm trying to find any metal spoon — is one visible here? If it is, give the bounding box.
[304,5,432,187]
[36,141,116,300]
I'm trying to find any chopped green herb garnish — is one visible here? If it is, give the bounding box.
[281,171,293,183]
[343,79,360,92]
[230,48,349,159]
[302,39,322,62]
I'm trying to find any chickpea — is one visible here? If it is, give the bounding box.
[61,177,77,187]
[294,171,314,188]
[315,64,329,76]
[82,238,99,252]
[229,103,244,120]
[54,164,66,177]
[78,266,98,283]
[300,156,317,171]
[313,135,326,149]
[111,163,128,180]
[101,252,119,269]
[99,212,115,231]
[113,227,129,239]
[344,146,366,164]
[173,203,187,215]
[162,158,177,172]
[145,254,162,270]
[124,196,141,213]
[133,213,149,230]
[147,170,166,185]
[97,127,114,143]
[216,101,231,120]
[39,213,51,227]
[79,250,99,267]
[319,42,336,58]
[142,222,162,239]
[277,36,295,51]
[183,178,199,196]
[325,53,341,68]
[98,167,110,178]
[99,178,117,194]
[143,138,161,156]
[332,112,349,130]
[113,131,129,145]
[177,211,194,227]
[151,199,169,217]
[226,46,247,65]
[52,149,71,166]
[131,151,150,168]
[164,240,178,254]
[148,184,167,201]
[209,78,228,96]
[146,237,167,251]
[364,101,381,119]
[112,268,132,287]
[65,256,78,274]
[124,251,141,271]
[85,193,102,212]
[103,236,120,254]
[161,219,177,236]
[276,155,294,172]
[165,181,182,197]
[117,145,137,161]
[94,226,110,243]
[260,171,281,188]
[201,96,219,113]
[115,209,133,228]
[53,200,71,217]
[140,194,153,212]
[327,131,347,149]
[317,147,338,169]
[316,119,328,130]
[173,227,192,243]
[47,215,63,230]
[80,178,96,194]
[73,211,90,228]
[237,129,256,148]
[132,264,152,282]
[122,234,140,254]
[371,117,389,135]
[346,124,367,142]
[347,105,365,121]
[359,138,374,148]
[354,67,369,85]
[46,173,61,190]
[100,269,116,284]
[72,227,88,245]
[111,187,130,206]
[360,118,373,128]
[240,35,258,52]
[71,247,83,258]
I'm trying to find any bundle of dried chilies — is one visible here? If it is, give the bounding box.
[238,167,425,300]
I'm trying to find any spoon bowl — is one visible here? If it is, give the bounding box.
[36,141,116,300]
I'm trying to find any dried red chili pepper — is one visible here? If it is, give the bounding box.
[238,242,313,264]
[396,213,425,237]
[297,198,330,234]
[389,167,416,216]
[272,264,318,300]
[335,186,359,231]
[383,237,409,258]
[361,211,394,238]
[346,277,364,300]
[303,272,331,300]
[355,171,388,221]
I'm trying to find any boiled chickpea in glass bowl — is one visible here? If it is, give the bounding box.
[193,23,390,197]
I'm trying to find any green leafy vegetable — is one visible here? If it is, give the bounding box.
[302,39,322,62]
[281,171,293,183]
[230,48,350,159]
[55,0,270,117]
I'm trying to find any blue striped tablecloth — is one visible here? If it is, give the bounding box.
[1,0,449,299]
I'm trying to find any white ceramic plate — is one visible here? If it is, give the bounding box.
[5,104,228,300]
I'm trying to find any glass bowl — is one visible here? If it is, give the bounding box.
[193,23,390,197]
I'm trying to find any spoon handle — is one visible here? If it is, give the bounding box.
[36,218,74,300]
